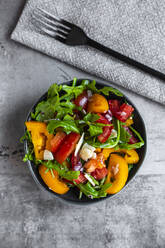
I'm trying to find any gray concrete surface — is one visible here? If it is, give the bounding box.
[0,1,165,247]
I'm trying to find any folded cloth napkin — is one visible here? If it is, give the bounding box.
[11,0,165,104]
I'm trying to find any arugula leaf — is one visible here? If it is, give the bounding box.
[119,126,144,150]
[81,79,90,87]
[119,142,144,150]
[33,83,77,121]
[63,114,74,121]
[99,86,123,97]
[72,77,77,87]
[120,124,131,143]
[83,113,100,122]
[128,164,134,172]
[47,120,80,134]
[82,79,123,97]
[20,130,32,143]
[34,96,59,121]
[55,105,74,119]
[62,84,84,98]
[100,183,112,192]
[60,101,75,109]
[85,80,98,92]
[23,151,34,162]
[75,182,99,198]
[43,160,80,180]
[47,83,62,98]
[99,177,106,187]
[74,181,111,199]
[82,113,113,137]
[87,119,120,148]
[31,112,36,119]
[88,125,103,137]
[21,131,37,163]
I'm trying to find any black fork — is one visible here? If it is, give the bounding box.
[33,8,165,81]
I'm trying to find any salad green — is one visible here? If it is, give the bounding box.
[21,78,144,200]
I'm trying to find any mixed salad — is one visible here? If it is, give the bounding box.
[21,79,144,199]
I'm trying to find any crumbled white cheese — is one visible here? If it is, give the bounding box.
[91,152,97,159]
[79,143,96,161]
[87,90,92,97]
[74,133,84,156]
[43,150,54,160]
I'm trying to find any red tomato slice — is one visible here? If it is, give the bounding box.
[91,167,108,180]
[74,172,87,184]
[98,126,113,143]
[109,100,120,115]
[115,103,134,122]
[71,153,83,171]
[74,90,88,109]
[50,132,66,153]
[96,114,113,143]
[54,132,80,164]
[96,113,109,124]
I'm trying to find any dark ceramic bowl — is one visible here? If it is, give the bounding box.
[24,79,147,205]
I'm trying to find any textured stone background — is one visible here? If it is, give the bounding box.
[0,1,165,247]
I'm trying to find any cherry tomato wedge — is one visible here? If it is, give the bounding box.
[98,126,113,143]
[74,90,88,110]
[54,132,80,164]
[109,100,120,115]
[115,103,134,122]
[50,131,66,153]
[74,172,87,184]
[96,114,113,143]
[91,167,108,180]
[96,113,109,124]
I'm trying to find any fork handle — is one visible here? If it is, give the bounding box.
[87,38,165,81]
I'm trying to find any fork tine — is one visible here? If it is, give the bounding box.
[55,35,67,44]
[33,13,67,39]
[32,15,66,40]
[37,8,73,29]
[33,18,66,43]
[34,10,69,34]
[56,30,68,37]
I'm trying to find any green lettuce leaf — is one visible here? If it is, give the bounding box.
[99,86,123,97]
[128,164,134,172]
[83,113,100,122]
[74,181,111,199]
[119,126,144,150]
[47,120,80,134]
[88,125,103,137]
[119,124,131,143]
[87,119,120,148]
[43,160,80,180]
[48,83,62,98]
[82,80,123,97]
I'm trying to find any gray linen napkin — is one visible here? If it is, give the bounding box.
[11,0,165,104]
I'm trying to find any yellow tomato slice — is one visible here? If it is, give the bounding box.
[105,154,128,194]
[39,165,69,194]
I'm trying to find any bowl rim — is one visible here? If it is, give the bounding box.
[24,78,147,205]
